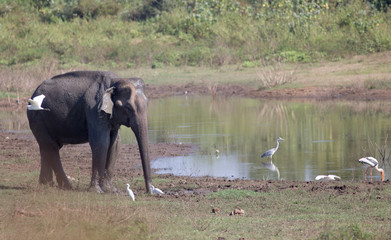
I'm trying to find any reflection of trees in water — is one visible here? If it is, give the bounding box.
[143,96,391,180]
[0,109,29,131]
[303,100,391,116]
[257,101,292,139]
[206,98,294,164]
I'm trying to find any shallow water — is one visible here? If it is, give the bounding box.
[128,96,391,181]
[3,96,391,181]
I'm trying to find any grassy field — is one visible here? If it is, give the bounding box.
[1,51,391,239]
[2,1,391,238]
[1,50,391,99]
[1,168,391,240]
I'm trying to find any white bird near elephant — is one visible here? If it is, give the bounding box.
[358,157,385,181]
[151,185,164,195]
[27,94,50,111]
[315,174,341,181]
[126,183,135,201]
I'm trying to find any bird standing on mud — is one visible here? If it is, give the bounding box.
[358,157,385,181]
[126,183,135,201]
[151,185,164,195]
[261,137,285,160]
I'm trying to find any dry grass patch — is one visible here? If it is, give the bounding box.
[2,189,152,240]
[256,57,297,89]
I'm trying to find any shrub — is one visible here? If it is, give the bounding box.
[242,61,258,68]
[256,57,296,89]
[278,51,310,63]
[1,0,391,68]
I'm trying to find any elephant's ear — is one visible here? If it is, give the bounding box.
[98,87,115,118]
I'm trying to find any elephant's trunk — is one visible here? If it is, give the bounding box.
[133,115,152,194]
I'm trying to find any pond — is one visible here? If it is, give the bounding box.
[2,96,391,181]
[134,96,391,181]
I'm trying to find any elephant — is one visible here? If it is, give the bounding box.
[27,71,152,194]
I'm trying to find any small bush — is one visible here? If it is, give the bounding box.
[256,57,296,89]
[278,51,310,63]
[242,61,258,68]
[363,78,391,89]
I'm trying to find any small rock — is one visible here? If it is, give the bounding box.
[229,208,245,216]
[212,207,220,214]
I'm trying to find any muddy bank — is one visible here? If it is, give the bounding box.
[1,84,391,110]
[146,84,391,101]
[1,129,390,199]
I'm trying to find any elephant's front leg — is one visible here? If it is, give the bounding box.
[102,130,120,193]
[89,132,110,193]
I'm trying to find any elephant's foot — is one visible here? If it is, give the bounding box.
[57,177,73,190]
[39,180,55,187]
[58,181,73,190]
[39,174,55,186]
[89,178,105,193]
[88,184,105,194]
[102,179,118,193]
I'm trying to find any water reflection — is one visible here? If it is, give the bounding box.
[0,107,30,131]
[142,96,391,181]
[261,161,280,180]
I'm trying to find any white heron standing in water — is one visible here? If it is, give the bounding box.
[358,157,385,181]
[27,94,50,111]
[261,137,285,160]
[126,183,135,201]
[151,185,164,195]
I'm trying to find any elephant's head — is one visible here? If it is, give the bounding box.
[99,78,152,194]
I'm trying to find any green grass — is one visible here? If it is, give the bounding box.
[1,50,391,99]
[2,173,391,239]
[1,0,391,69]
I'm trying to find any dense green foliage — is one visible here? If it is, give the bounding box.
[0,0,391,68]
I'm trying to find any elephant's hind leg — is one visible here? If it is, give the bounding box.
[39,144,72,190]
[39,154,54,186]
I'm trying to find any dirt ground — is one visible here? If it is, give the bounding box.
[1,85,391,197]
[146,84,391,101]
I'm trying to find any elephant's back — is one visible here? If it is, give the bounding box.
[27,71,117,144]
[46,71,117,92]
[32,71,118,105]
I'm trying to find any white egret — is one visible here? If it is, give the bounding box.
[261,137,285,159]
[126,183,135,201]
[67,175,77,181]
[151,185,164,195]
[315,174,341,181]
[27,94,50,111]
[358,157,385,181]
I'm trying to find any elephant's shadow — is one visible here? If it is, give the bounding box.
[0,185,26,190]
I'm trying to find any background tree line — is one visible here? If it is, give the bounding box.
[1,0,390,68]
